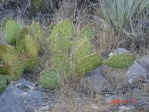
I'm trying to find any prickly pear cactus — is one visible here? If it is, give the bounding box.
[73,38,93,64]
[2,18,20,44]
[0,75,8,93]
[49,19,73,53]
[38,70,60,89]
[73,25,102,76]
[77,24,93,39]
[25,35,38,57]
[16,27,30,54]
[75,53,103,76]
[2,45,25,79]
[104,53,134,69]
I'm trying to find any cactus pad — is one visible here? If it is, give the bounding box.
[77,24,93,39]
[16,27,30,54]
[75,53,103,76]
[25,35,38,57]
[49,19,73,53]
[73,38,93,64]
[104,53,134,69]
[2,19,20,44]
[50,19,73,39]
[38,70,60,89]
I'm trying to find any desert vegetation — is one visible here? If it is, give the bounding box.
[0,0,149,112]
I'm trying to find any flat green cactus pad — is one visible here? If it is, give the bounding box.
[38,70,60,89]
[1,45,25,78]
[2,46,19,65]
[50,19,73,39]
[77,24,93,39]
[73,38,93,64]
[0,45,17,57]
[50,34,71,53]
[0,75,8,93]
[75,53,103,77]
[3,19,20,44]
[29,21,43,48]
[16,27,30,54]
[49,19,73,53]
[104,53,134,69]
[25,35,38,57]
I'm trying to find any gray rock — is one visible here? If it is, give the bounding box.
[109,48,129,56]
[119,106,135,112]
[81,68,109,94]
[136,57,149,71]
[104,95,118,103]
[126,61,149,83]
[0,78,46,112]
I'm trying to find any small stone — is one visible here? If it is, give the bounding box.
[126,61,149,83]
[119,106,135,112]
[81,68,109,94]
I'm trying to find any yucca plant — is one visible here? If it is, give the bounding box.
[90,0,149,35]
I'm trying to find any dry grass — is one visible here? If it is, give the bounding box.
[51,79,112,112]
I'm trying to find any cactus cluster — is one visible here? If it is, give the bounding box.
[38,20,134,89]
[0,18,135,92]
[0,18,40,92]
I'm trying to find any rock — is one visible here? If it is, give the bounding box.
[136,56,149,71]
[81,68,109,95]
[109,48,129,56]
[126,58,149,84]
[119,106,135,112]
[0,78,48,112]
[104,95,118,103]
